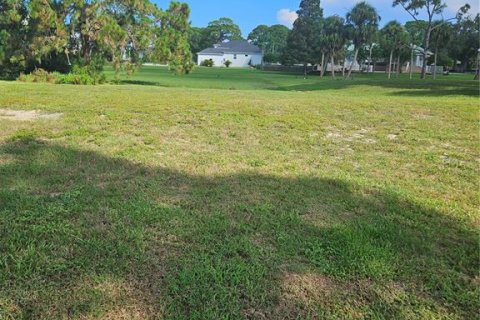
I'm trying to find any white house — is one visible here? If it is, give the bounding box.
[197,40,263,68]
[314,44,362,73]
[404,45,444,73]
[406,45,432,69]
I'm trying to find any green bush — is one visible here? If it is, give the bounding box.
[18,66,106,85]
[224,60,232,68]
[200,59,214,67]
[57,66,106,85]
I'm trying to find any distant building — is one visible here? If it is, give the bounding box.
[314,45,438,73]
[405,45,433,71]
[197,40,263,68]
[313,44,362,73]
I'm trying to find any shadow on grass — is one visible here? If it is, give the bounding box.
[0,138,478,319]
[274,78,480,97]
[117,80,167,87]
[113,74,479,97]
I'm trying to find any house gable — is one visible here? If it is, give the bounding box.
[197,40,263,68]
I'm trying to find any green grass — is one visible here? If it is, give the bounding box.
[104,64,479,91]
[0,66,478,319]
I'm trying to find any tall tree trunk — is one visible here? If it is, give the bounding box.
[410,45,414,79]
[323,54,328,76]
[80,6,92,65]
[65,48,71,66]
[396,55,401,78]
[346,48,359,79]
[331,54,336,79]
[320,52,325,78]
[433,47,438,80]
[421,23,432,79]
[82,35,91,64]
[476,52,480,80]
[392,58,396,78]
[388,50,393,79]
[304,63,307,79]
[342,61,345,78]
[368,45,373,74]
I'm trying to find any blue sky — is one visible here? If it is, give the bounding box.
[155,0,479,37]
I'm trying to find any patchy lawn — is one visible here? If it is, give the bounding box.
[0,69,478,319]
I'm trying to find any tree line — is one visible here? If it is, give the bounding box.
[189,0,478,80]
[1,0,478,80]
[281,0,478,79]
[0,0,194,79]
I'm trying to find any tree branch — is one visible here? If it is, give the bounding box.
[401,3,419,21]
[430,17,457,31]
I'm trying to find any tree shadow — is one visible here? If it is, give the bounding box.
[115,74,479,97]
[0,138,477,319]
[117,80,167,87]
[273,77,480,97]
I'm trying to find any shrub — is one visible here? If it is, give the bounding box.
[57,66,106,85]
[224,60,232,68]
[18,68,59,83]
[18,66,106,85]
[200,59,214,67]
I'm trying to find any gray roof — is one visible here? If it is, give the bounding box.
[198,40,262,55]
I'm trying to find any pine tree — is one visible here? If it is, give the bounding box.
[0,0,194,78]
[283,0,323,77]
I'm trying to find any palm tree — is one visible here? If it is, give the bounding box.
[345,1,380,79]
[323,16,348,79]
[430,21,452,79]
[405,21,427,79]
[381,21,407,79]
[366,32,379,74]
[317,25,330,78]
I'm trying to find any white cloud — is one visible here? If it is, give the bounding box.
[277,9,298,28]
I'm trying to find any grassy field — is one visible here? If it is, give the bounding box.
[104,64,479,92]
[0,67,478,319]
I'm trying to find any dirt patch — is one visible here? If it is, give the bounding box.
[282,272,338,306]
[260,272,344,319]
[326,131,342,140]
[387,134,398,141]
[0,109,62,121]
[0,154,16,165]
[71,277,159,320]
[325,127,377,145]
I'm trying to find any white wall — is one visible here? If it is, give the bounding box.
[415,55,424,67]
[198,53,263,68]
[197,54,225,67]
[316,61,361,72]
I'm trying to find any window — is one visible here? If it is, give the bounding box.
[245,54,249,57]
[233,54,237,59]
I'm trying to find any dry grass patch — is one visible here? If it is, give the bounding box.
[0,108,62,121]
[282,272,338,306]
[56,277,162,320]
[82,278,158,320]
